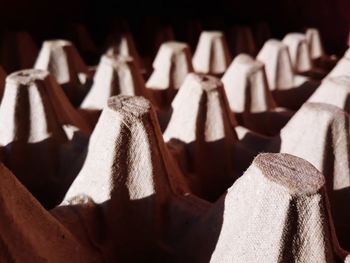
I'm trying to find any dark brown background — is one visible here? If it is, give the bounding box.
[0,0,349,56]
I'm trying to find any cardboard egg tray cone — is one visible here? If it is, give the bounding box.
[0,66,7,101]
[0,69,91,208]
[282,32,327,79]
[0,31,39,73]
[105,31,144,74]
[146,41,194,110]
[164,73,240,201]
[80,54,152,128]
[34,40,93,107]
[221,54,292,136]
[257,39,319,110]
[192,31,232,76]
[306,28,338,71]
[180,153,347,263]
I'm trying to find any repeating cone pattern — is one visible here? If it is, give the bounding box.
[81,54,148,111]
[230,26,256,56]
[164,73,239,201]
[192,31,232,75]
[257,39,318,109]
[0,21,349,263]
[0,69,89,208]
[34,40,92,106]
[282,33,313,73]
[146,41,194,109]
[221,54,291,135]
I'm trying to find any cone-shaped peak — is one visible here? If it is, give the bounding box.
[0,69,68,144]
[222,54,276,113]
[308,76,350,113]
[105,32,143,71]
[66,23,98,54]
[202,153,335,262]
[34,40,90,105]
[0,31,38,72]
[279,102,350,191]
[146,41,193,92]
[81,54,147,110]
[164,73,238,201]
[35,40,88,84]
[0,163,98,261]
[164,73,238,143]
[306,28,325,60]
[192,31,231,75]
[257,39,295,90]
[283,33,313,73]
[65,95,185,204]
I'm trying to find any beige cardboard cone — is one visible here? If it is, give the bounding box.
[283,33,313,73]
[0,163,100,262]
[192,31,232,76]
[327,58,350,79]
[0,31,38,72]
[306,28,325,60]
[181,153,340,262]
[81,54,148,111]
[63,95,202,261]
[222,54,291,135]
[0,69,89,208]
[257,39,318,110]
[146,41,193,109]
[277,102,350,250]
[105,32,143,72]
[34,40,92,106]
[164,73,239,201]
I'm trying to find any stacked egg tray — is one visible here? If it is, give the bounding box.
[1,21,350,263]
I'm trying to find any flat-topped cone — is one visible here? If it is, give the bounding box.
[306,28,325,60]
[164,73,238,201]
[81,54,148,111]
[222,54,291,135]
[34,40,92,106]
[222,54,276,113]
[146,41,194,109]
[0,69,87,208]
[192,31,231,76]
[282,33,313,73]
[308,76,350,113]
[257,39,318,110]
[257,39,295,90]
[182,153,339,262]
[0,31,38,72]
[64,95,189,260]
[0,163,100,262]
[277,102,350,249]
[229,26,256,56]
[105,31,143,72]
